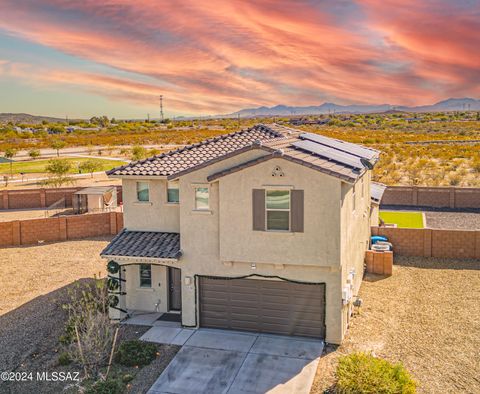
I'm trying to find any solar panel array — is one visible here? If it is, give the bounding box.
[292,140,364,170]
[299,132,378,160]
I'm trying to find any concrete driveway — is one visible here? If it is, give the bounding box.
[147,328,323,394]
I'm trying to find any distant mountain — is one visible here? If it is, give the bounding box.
[0,113,67,124]
[224,98,480,117]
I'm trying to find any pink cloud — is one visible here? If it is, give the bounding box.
[0,0,478,114]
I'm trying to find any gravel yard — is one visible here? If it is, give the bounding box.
[425,211,480,230]
[311,256,480,394]
[0,237,111,315]
[0,235,179,393]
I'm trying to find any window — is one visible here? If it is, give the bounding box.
[136,181,149,202]
[139,264,151,287]
[195,187,209,210]
[266,190,290,231]
[167,180,179,203]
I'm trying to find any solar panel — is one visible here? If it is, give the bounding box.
[292,140,363,170]
[299,132,378,160]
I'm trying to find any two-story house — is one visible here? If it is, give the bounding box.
[101,124,382,344]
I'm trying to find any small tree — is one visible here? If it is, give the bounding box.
[62,280,114,379]
[50,139,66,157]
[79,159,103,178]
[131,145,147,161]
[4,148,17,177]
[44,158,73,187]
[28,148,41,160]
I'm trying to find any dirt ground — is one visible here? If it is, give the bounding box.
[0,236,111,315]
[425,211,480,230]
[0,237,178,393]
[311,256,480,394]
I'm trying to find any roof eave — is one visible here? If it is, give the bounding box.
[100,254,181,263]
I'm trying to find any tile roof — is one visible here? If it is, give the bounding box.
[107,125,283,177]
[107,124,380,183]
[101,230,181,259]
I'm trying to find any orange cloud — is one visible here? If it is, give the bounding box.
[0,0,478,114]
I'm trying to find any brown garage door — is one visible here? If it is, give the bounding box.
[199,277,325,338]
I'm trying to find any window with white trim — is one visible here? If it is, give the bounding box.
[139,264,152,287]
[167,180,179,203]
[266,190,290,231]
[136,181,149,202]
[195,187,209,210]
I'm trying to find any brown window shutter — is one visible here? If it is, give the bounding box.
[252,189,265,231]
[291,190,304,232]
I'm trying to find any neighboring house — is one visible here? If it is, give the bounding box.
[101,124,383,344]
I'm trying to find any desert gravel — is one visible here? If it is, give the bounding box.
[0,236,111,315]
[311,256,480,394]
[425,211,480,230]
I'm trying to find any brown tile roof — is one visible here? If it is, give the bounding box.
[101,229,181,259]
[107,124,380,183]
[107,125,283,177]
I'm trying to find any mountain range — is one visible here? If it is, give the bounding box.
[224,98,480,117]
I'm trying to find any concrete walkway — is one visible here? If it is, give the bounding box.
[146,328,323,394]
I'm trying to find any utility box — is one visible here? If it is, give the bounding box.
[72,186,117,214]
[365,250,393,276]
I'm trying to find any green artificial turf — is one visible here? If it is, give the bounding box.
[379,211,424,228]
[0,157,127,175]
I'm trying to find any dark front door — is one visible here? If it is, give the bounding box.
[168,267,182,311]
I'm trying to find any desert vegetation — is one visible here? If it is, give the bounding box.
[1,112,479,186]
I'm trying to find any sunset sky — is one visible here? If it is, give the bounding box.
[0,0,479,118]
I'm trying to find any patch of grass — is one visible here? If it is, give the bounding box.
[380,211,424,228]
[336,352,416,394]
[0,157,127,175]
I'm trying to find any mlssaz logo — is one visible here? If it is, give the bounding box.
[36,371,80,382]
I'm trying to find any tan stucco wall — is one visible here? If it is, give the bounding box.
[124,264,168,312]
[339,172,371,337]
[122,178,180,232]
[175,150,346,343]
[114,149,374,344]
[217,158,342,266]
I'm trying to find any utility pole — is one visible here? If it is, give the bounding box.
[159,95,164,122]
[147,113,150,122]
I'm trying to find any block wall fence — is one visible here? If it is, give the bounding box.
[0,186,122,210]
[381,186,480,209]
[0,212,124,247]
[1,186,478,210]
[372,226,480,259]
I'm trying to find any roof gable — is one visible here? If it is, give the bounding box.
[106,124,380,182]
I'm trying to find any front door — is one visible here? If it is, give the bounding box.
[168,267,182,311]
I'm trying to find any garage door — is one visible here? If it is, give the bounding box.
[199,277,325,338]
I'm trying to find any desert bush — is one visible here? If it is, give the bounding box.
[335,352,416,394]
[85,378,122,394]
[58,351,72,366]
[115,340,157,367]
[61,280,114,378]
[131,145,147,160]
